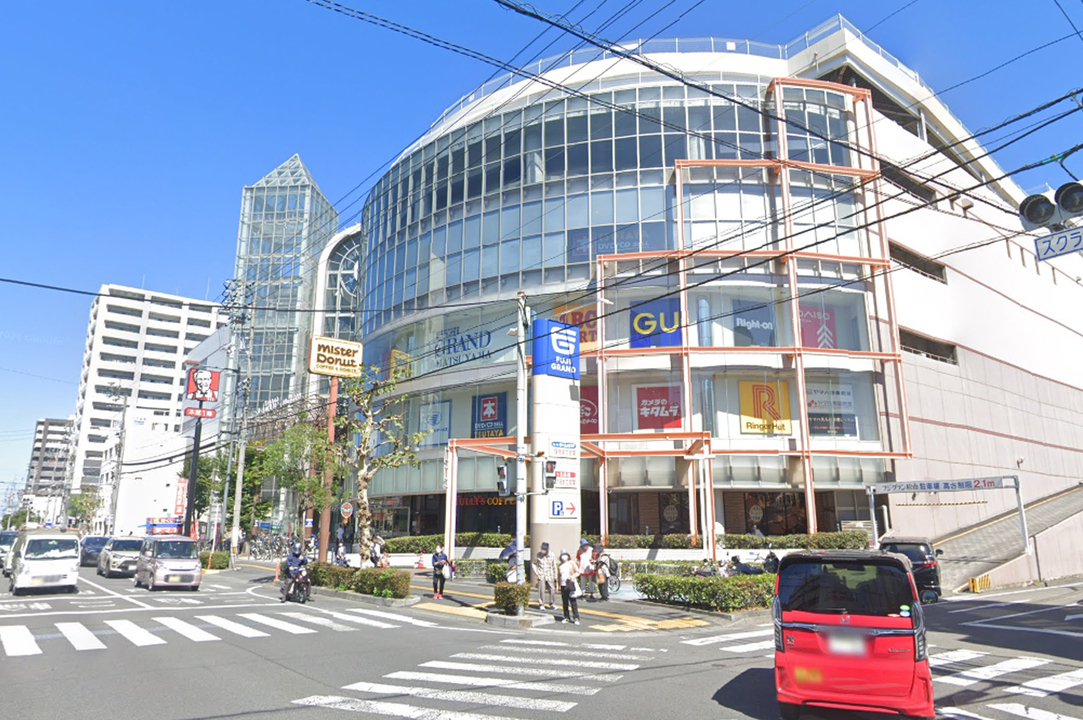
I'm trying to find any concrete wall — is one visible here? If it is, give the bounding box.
[985,511,1083,588]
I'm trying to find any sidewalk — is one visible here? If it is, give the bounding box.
[935,485,1083,592]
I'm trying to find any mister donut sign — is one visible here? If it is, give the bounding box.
[308,336,364,378]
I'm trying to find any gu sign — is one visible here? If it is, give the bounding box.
[308,336,363,378]
[532,319,580,380]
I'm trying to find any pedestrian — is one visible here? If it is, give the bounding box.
[431,543,450,599]
[370,535,385,567]
[333,544,348,567]
[592,544,611,601]
[752,523,765,539]
[576,538,596,599]
[499,538,519,581]
[558,550,581,625]
[336,523,344,552]
[343,522,355,553]
[532,542,558,610]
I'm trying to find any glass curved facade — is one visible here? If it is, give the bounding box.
[323,46,910,538]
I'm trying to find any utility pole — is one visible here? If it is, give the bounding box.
[514,291,529,585]
[227,280,255,564]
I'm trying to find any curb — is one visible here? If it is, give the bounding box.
[309,586,420,607]
[485,610,556,629]
[630,598,772,622]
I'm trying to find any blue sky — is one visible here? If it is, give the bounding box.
[1,0,1081,503]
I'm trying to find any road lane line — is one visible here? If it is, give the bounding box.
[948,602,1014,615]
[197,615,269,638]
[989,703,1083,720]
[237,613,317,635]
[342,681,576,711]
[722,640,776,654]
[682,628,774,646]
[154,616,220,642]
[318,609,398,629]
[479,644,648,660]
[499,639,627,650]
[929,649,989,667]
[1005,668,1083,697]
[0,626,42,656]
[77,576,151,609]
[418,660,622,682]
[453,652,638,670]
[343,608,437,627]
[293,695,517,719]
[385,670,601,695]
[279,611,357,632]
[105,619,166,647]
[938,658,1050,686]
[940,707,999,720]
[55,622,106,650]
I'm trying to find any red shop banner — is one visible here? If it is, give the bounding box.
[799,304,837,349]
[580,385,599,435]
[635,386,682,431]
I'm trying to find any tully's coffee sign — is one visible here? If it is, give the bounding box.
[308,336,364,378]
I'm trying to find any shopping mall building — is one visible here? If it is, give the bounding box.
[308,17,1083,544]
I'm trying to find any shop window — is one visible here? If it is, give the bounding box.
[608,494,639,535]
[742,492,808,535]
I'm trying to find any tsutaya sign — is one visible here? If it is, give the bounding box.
[530,318,582,551]
[308,336,363,378]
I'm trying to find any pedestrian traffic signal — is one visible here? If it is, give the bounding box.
[1019,182,1083,231]
[497,464,509,497]
[544,459,557,490]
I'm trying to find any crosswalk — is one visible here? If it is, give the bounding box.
[0,607,423,658]
[293,637,664,718]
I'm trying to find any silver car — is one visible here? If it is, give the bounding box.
[96,537,144,577]
[133,537,201,591]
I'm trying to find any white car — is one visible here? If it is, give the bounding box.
[8,529,80,595]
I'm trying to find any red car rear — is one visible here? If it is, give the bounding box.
[773,550,934,720]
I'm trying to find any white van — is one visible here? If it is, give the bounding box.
[8,529,81,595]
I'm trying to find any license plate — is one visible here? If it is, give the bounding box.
[827,634,866,656]
[167,575,181,583]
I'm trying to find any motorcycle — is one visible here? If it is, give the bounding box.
[285,566,311,604]
[763,549,780,574]
[727,555,765,576]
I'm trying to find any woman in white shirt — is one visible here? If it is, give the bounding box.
[558,551,581,625]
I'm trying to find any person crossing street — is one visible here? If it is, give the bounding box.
[533,542,558,609]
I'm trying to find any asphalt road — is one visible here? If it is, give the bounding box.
[2,565,1082,720]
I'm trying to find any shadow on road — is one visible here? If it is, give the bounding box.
[712,668,777,720]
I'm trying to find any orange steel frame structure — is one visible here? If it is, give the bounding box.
[440,78,912,561]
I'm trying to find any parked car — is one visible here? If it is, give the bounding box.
[879,536,943,603]
[7,528,81,595]
[0,530,18,576]
[79,535,110,567]
[134,536,201,591]
[96,537,144,577]
[773,550,934,720]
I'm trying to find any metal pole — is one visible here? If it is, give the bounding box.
[1013,476,1031,555]
[867,488,879,546]
[515,291,528,586]
[230,316,255,561]
[183,401,203,538]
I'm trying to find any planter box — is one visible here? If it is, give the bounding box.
[310,586,420,607]
[484,610,555,629]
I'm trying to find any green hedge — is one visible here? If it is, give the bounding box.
[383,533,526,554]
[493,581,532,615]
[301,562,412,599]
[720,531,867,550]
[634,573,776,612]
[200,551,230,570]
[379,531,865,553]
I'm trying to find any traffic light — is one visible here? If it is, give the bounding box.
[544,459,557,490]
[497,464,509,497]
[1019,182,1083,231]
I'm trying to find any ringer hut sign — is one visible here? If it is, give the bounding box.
[308,336,364,378]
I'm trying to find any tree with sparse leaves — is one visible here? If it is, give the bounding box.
[68,490,100,532]
[336,365,428,560]
[261,419,339,530]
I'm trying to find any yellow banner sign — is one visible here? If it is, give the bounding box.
[738,380,792,435]
[308,336,364,378]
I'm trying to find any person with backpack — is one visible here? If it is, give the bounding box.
[592,544,612,601]
[431,543,450,599]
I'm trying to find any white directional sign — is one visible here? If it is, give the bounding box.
[868,476,1012,495]
[1034,226,1083,261]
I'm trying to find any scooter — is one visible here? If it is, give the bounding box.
[285,566,311,604]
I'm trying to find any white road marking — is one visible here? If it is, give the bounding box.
[384,671,601,696]
[154,616,220,642]
[499,638,624,649]
[237,613,317,635]
[963,623,1083,640]
[318,609,398,629]
[722,640,776,654]
[343,681,576,711]
[197,614,269,638]
[453,652,638,670]
[105,619,166,647]
[1005,668,1083,698]
[55,622,106,650]
[279,611,357,632]
[929,649,989,667]
[419,660,622,682]
[480,644,647,660]
[208,584,231,590]
[682,628,774,646]
[294,695,518,720]
[344,608,437,627]
[948,602,1014,615]
[0,626,42,656]
[989,703,1083,720]
[939,707,998,720]
[0,600,285,621]
[938,657,1050,686]
[77,576,151,609]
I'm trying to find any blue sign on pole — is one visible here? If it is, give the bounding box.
[532,318,580,380]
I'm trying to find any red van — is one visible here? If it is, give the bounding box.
[773,551,934,720]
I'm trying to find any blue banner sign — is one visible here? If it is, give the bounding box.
[471,392,507,438]
[532,318,580,380]
[630,297,682,348]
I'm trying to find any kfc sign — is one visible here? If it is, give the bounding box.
[186,368,220,403]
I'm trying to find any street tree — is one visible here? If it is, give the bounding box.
[261,420,338,533]
[67,490,100,532]
[336,365,428,560]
